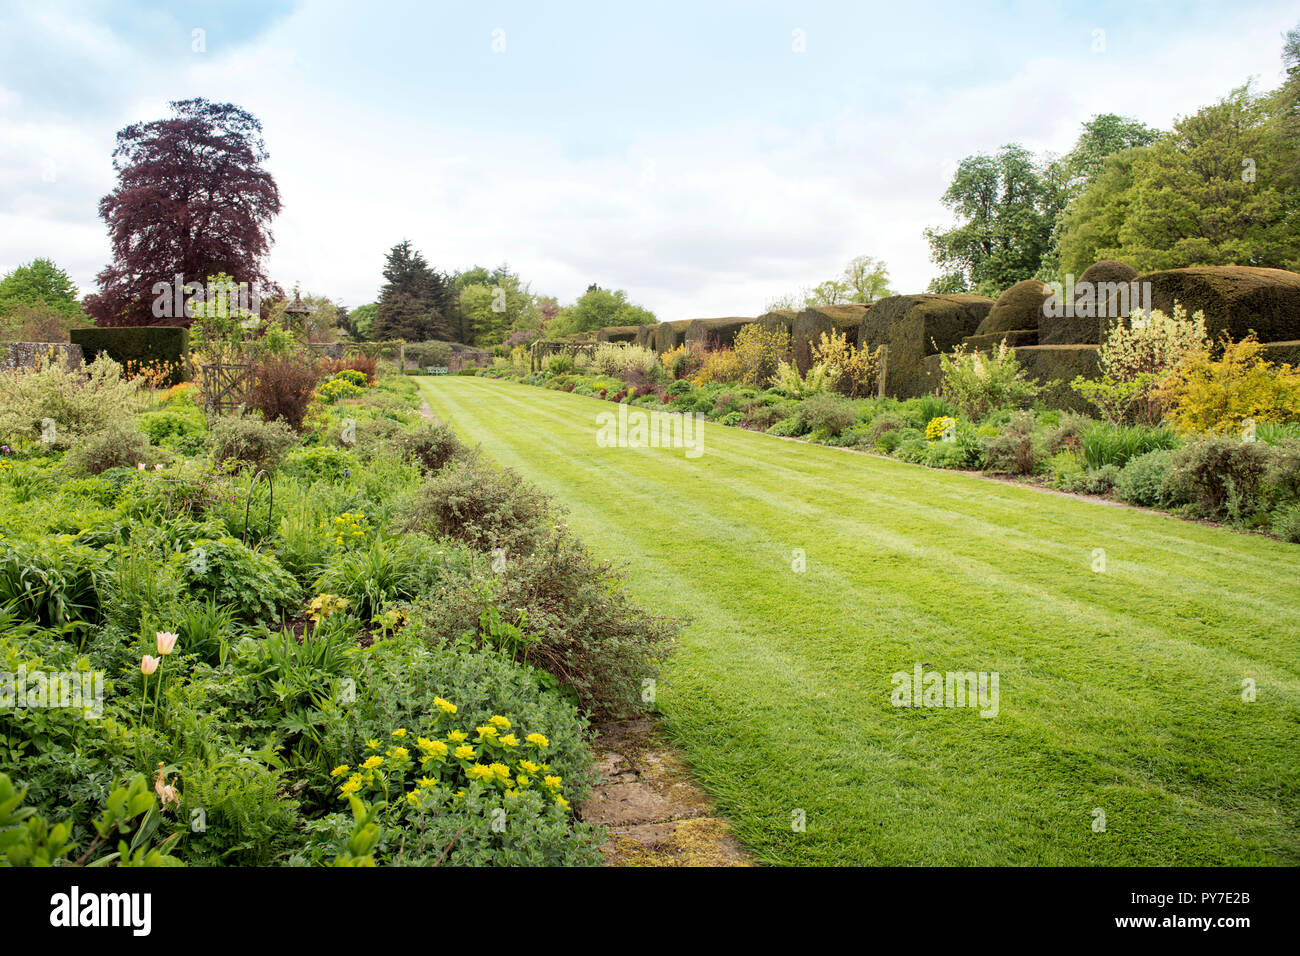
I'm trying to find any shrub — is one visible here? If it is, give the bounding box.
[391,420,466,474]
[810,329,880,398]
[1159,336,1300,435]
[281,445,356,483]
[209,414,298,472]
[938,340,1042,419]
[1271,502,1300,543]
[1115,450,1176,507]
[319,355,378,385]
[1080,464,1122,495]
[796,392,857,437]
[169,537,300,625]
[732,323,792,386]
[247,356,321,431]
[770,360,834,399]
[1072,303,1208,424]
[0,355,142,449]
[400,454,554,556]
[692,348,746,386]
[67,425,156,475]
[417,526,679,718]
[1165,436,1271,520]
[0,538,105,630]
[315,535,458,622]
[981,412,1043,475]
[317,377,365,404]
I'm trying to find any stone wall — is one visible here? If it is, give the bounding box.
[2,342,84,373]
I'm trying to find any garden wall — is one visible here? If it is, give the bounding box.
[2,341,84,372]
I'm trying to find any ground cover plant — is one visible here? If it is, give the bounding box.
[0,352,676,867]
[417,373,1300,866]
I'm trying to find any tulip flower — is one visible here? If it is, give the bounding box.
[137,462,146,470]
[155,631,179,656]
[140,655,159,675]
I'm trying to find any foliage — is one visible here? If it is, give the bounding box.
[169,537,299,625]
[208,414,298,472]
[0,258,83,332]
[547,287,656,338]
[1080,421,1181,470]
[981,411,1043,475]
[1072,304,1208,424]
[811,329,880,398]
[401,454,554,556]
[732,323,792,386]
[1115,449,1177,507]
[770,360,834,399]
[392,420,467,475]
[938,340,1042,418]
[85,98,281,327]
[247,355,320,431]
[796,392,857,437]
[692,348,746,386]
[67,425,156,476]
[1159,337,1300,434]
[0,354,143,449]
[372,240,456,342]
[1165,436,1272,520]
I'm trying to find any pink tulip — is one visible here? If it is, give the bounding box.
[137,462,146,470]
[140,655,159,675]
[155,631,179,656]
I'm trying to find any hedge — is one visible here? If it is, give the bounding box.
[861,294,992,399]
[595,325,641,344]
[974,279,1050,339]
[683,316,754,349]
[1140,266,1300,343]
[69,326,190,385]
[792,304,869,372]
[649,320,692,353]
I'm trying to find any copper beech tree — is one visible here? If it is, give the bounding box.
[85,98,282,327]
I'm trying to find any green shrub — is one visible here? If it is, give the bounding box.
[1165,437,1271,520]
[281,445,356,483]
[0,538,105,631]
[400,454,554,556]
[0,355,143,449]
[209,414,298,472]
[138,407,205,446]
[938,341,1042,418]
[981,412,1044,475]
[392,420,466,474]
[67,425,156,476]
[796,393,857,437]
[1271,502,1300,542]
[1116,449,1176,507]
[417,526,679,718]
[315,535,461,622]
[767,415,805,438]
[169,537,300,625]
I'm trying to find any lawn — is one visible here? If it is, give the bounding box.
[416,374,1300,866]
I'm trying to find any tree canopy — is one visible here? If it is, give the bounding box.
[84,98,282,327]
[371,240,456,341]
[547,287,656,337]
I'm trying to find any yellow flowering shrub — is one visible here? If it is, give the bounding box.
[925,416,958,441]
[332,703,570,819]
[1158,336,1300,434]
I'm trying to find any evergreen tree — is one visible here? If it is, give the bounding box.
[372,241,455,341]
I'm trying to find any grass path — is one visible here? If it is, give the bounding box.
[415,375,1300,866]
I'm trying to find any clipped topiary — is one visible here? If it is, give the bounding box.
[1139,266,1300,343]
[974,279,1050,339]
[1040,260,1140,345]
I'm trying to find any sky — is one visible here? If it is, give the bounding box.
[0,0,1296,322]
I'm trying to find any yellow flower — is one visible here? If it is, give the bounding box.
[489,762,511,781]
[516,774,530,787]
[526,733,549,748]
[417,776,438,789]
[488,715,511,730]
[467,764,494,781]
[417,737,447,757]
[339,775,362,796]
[542,775,562,791]
[330,764,350,778]
[434,697,457,714]
[365,739,380,750]
[519,760,540,775]
[406,790,421,807]
[391,728,407,738]
[447,730,468,743]
[476,725,499,740]
[555,795,570,811]
[499,734,518,747]
[389,746,409,760]
[362,755,383,770]
[454,744,476,760]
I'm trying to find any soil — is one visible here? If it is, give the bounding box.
[578,718,749,867]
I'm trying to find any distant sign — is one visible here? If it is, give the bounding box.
[426,366,449,375]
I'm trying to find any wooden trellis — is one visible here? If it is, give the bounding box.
[201,362,251,415]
